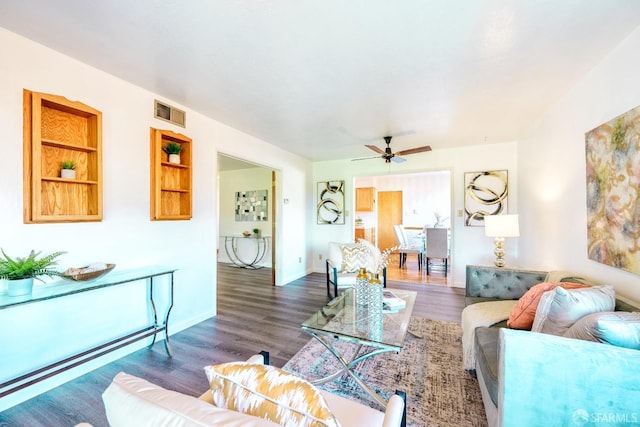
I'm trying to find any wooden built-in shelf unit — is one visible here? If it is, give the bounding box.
[150,128,192,220]
[23,90,103,223]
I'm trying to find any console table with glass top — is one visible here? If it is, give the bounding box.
[0,266,175,398]
[222,235,271,269]
[301,288,417,407]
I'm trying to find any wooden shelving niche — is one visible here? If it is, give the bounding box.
[23,90,103,223]
[150,128,192,220]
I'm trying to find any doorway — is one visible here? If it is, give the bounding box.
[217,154,276,285]
[354,170,452,286]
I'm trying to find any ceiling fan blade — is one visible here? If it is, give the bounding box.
[351,155,380,161]
[395,145,432,156]
[391,156,406,164]
[365,144,384,154]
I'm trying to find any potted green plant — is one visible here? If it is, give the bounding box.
[0,249,65,296]
[252,228,261,238]
[163,142,183,164]
[60,160,76,179]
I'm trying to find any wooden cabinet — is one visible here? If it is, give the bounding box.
[150,128,192,220]
[23,90,103,223]
[356,187,375,211]
[355,227,376,244]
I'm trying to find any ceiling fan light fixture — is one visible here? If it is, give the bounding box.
[353,135,431,163]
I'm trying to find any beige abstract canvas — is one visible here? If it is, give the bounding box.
[585,105,640,273]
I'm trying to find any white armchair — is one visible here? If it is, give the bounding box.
[102,351,406,427]
[325,241,387,299]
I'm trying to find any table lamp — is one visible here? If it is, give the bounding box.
[484,214,519,267]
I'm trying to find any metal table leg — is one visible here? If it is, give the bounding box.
[148,272,174,357]
[305,332,395,408]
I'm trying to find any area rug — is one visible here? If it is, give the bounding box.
[282,317,487,427]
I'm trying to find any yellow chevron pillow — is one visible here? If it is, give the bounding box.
[205,362,341,427]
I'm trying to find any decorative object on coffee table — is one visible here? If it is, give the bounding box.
[355,267,369,307]
[368,273,383,315]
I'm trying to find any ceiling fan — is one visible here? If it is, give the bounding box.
[352,136,432,163]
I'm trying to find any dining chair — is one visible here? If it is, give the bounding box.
[393,225,424,270]
[425,227,448,276]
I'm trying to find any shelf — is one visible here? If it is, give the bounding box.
[41,139,97,152]
[150,128,192,220]
[161,188,190,193]
[23,90,103,223]
[42,177,99,185]
[160,161,189,169]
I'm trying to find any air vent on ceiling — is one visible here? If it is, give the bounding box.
[154,100,186,127]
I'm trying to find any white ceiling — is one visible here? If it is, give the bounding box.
[2,1,640,162]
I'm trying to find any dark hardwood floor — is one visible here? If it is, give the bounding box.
[0,264,465,427]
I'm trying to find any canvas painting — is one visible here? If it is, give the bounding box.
[317,180,345,225]
[586,104,640,273]
[464,170,508,226]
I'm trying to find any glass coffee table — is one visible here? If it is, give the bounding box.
[301,288,417,407]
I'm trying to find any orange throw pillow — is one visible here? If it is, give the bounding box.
[507,282,590,330]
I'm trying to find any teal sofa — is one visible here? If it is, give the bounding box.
[464,265,640,427]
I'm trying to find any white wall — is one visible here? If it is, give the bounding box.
[0,27,311,410]
[355,171,452,229]
[518,26,640,301]
[218,167,273,268]
[313,141,518,287]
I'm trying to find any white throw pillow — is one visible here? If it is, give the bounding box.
[531,285,615,336]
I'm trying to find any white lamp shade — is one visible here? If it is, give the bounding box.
[485,214,520,237]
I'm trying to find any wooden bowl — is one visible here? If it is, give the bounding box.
[61,264,116,282]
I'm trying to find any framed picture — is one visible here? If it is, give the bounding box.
[464,170,508,226]
[317,180,345,225]
[235,189,268,221]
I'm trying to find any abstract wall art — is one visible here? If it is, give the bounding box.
[586,104,640,274]
[235,189,268,221]
[464,170,508,226]
[317,180,345,225]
